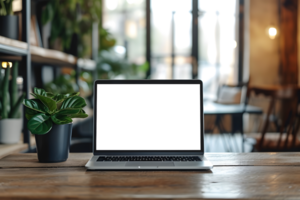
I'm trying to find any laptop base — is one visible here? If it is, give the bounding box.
[85,155,213,170]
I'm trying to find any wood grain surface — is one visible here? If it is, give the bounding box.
[1,153,300,168]
[31,46,77,66]
[1,153,300,199]
[0,36,28,49]
[0,166,300,199]
[0,153,91,168]
[0,136,35,160]
[0,143,28,160]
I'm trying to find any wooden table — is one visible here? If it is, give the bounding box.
[1,153,300,199]
[204,102,263,152]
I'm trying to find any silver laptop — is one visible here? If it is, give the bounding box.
[85,80,213,170]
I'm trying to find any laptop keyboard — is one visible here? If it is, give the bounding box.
[97,156,201,162]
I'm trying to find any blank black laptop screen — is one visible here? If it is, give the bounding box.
[96,84,201,151]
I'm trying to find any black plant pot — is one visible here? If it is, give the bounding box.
[35,123,72,163]
[0,16,19,40]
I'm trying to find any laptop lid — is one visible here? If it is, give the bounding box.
[93,80,204,155]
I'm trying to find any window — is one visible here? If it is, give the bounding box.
[103,0,238,97]
[198,0,238,98]
[103,0,146,64]
[151,0,192,79]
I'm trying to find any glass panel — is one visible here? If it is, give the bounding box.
[198,0,237,99]
[151,0,192,79]
[174,56,193,79]
[103,0,146,65]
[151,57,172,79]
[174,13,192,55]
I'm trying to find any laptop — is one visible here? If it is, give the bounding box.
[85,80,213,170]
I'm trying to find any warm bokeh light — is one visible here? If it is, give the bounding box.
[1,62,12,69]
[268,27,277,39]
[125,20,137,38]
[12,0,22,12]
[233,40,237,48]
[16,77,23,84]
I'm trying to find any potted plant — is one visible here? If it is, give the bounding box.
[0,0,19,40]
[0,62,25,144]
[23,88,88,163]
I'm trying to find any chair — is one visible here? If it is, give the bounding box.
[249,86,300,151]
[207,81,263,152]
[216,82,248,105]
[215,82,249,135]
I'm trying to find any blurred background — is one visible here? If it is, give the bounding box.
[1,0,300,153]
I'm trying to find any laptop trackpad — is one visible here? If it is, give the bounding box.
[126,162,174,167]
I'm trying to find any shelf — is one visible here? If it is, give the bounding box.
[0,36,96,70]
[0,55,22,61]
[0,36,28,56]
[0,135,35,159]
[77,58,96,71]
[31,46,77,67]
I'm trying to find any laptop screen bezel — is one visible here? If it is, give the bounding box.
[93,80,204,155]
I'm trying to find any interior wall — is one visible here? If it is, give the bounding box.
[247,0,281,86]
[243,0,281,133]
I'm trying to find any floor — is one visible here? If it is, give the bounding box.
[204,133,255,153]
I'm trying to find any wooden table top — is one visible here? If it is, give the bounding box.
[204,102,263,115]
[249,84,300,97]
[1,153,300,199]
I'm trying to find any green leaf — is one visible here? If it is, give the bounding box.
[60,96,87,110]
[56,108,81,116]
[51,114,72,125]
[27,113,52,135]
[64,92,80,98]
[46,92,55,98]
[30,93,38,98]
[26,107,39,115]
[53,92,80,103]
[25,104,41,120]
[51,94,65,110]
[68,109,88,118]
[9,93,25,118]
[34,88,47,96]
[25,113,36,120]
[35,94,57,114]
[23,99,48,113]
[53,94,65,102]
[53,93,79,110]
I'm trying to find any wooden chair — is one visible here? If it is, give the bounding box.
[209,81,250,152]
[215,82,249,105]
[214,81,250,135]
[249,86,300,152]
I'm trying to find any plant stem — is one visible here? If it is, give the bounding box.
[9,92,25,118]
[10,62,19,117]
[1,67,10,119]
[0,0,7,16]
[0,68,2,90]
[0,68,2,114]
[7,0,13,15]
